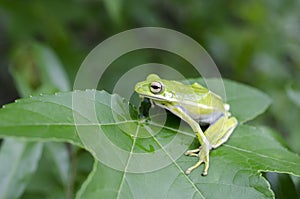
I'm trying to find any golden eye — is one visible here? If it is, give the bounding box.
[150,82,163,94]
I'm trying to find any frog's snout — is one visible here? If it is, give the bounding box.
[134,83,142,93]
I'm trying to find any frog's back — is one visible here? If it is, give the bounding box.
[171,82,226,124]
[170,81,223,106]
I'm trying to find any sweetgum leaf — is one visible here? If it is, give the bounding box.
[76,125,300,199]
[0,80,298,199]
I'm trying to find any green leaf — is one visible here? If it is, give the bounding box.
[10,42,70,96]
[76,125,300,199]
[0,80,298,198]
[222,126,300,176]
[0,139,43,199]
[1,42,72,199]
[20,146,67,199]
[266,173,300,199]
[0,93,82,146]
[223,79,271,123]
[287,85,300,108]
[43,143,70,185]
[20,143,72,199]
[102,0,123,25]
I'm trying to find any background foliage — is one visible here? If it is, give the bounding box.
[0,0,300,198]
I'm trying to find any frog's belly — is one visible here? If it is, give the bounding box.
[193,112,224,125]
[179,105,224,125]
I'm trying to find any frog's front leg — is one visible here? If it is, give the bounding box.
[164,105,212,176]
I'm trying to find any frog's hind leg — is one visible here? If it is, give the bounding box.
[204,116,238,148]
[184,116,238,176]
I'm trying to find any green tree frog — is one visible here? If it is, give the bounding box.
[135,74,238,176]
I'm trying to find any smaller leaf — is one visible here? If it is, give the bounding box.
[20,147,67,199]
[10,42,70,96]
[286,85,300,108]
[102,0,123,25]
[44,143,70,185]
[266,173,300,199]
[2,41,72,199]
[0,139,43,199]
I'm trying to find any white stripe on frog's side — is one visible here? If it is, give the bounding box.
[177,100,215,110]
[142,95,215,110]
[139,91,215,110]
[154,101,223,125]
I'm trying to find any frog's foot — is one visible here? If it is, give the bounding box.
[185,146,210,176]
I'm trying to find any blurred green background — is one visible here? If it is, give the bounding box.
[0,0,300,198]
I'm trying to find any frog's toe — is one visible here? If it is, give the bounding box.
[184,148,200,156]
[201,170,208,176]
[185,159,204,175]
[185,153,198,157]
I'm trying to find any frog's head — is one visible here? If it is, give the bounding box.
[135,74,175,101]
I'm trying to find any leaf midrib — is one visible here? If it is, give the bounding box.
[0,120,138,127]
[143,124,205,199]
[116,123,140,199]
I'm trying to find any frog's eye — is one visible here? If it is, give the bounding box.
[150,81,163,94]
